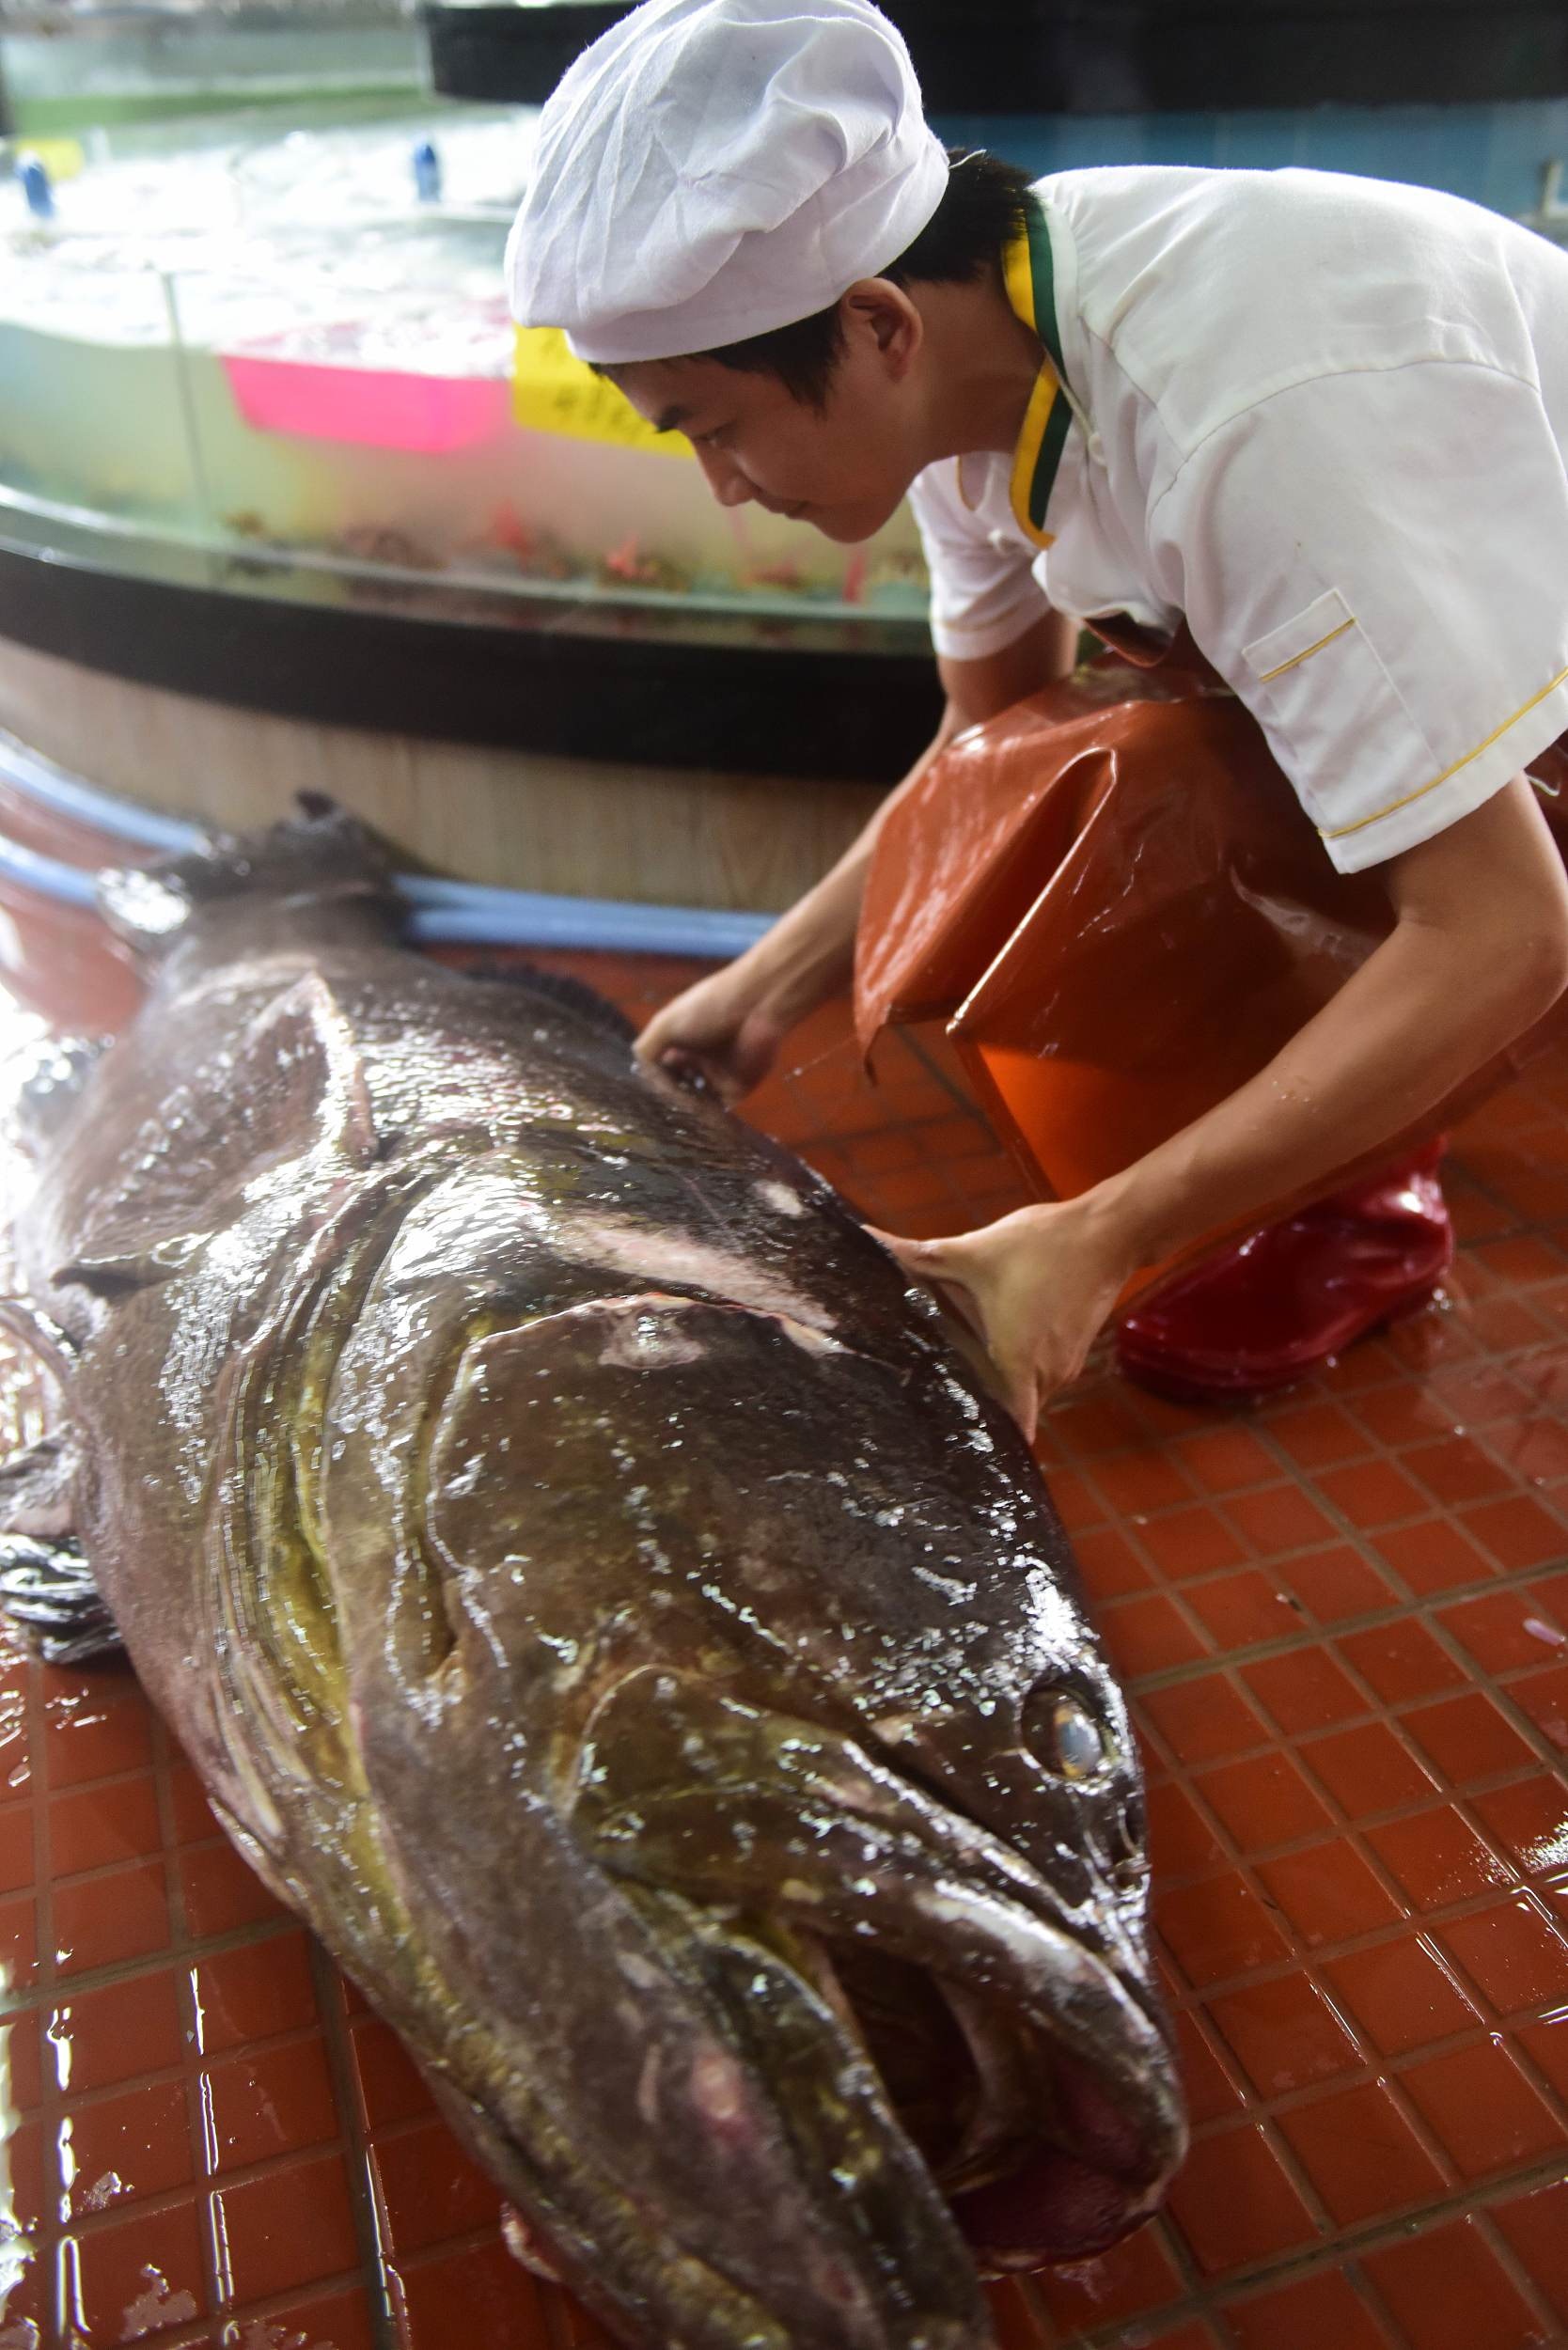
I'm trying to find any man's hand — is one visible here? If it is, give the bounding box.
[874,776,1568,1442]
[635,965,793,1103]
[870,1198,1137,1439]
[632,617,1085,1108]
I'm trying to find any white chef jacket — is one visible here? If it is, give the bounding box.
[908,165,1568,873]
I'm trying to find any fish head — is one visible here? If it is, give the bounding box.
[325,1248,1185,2333]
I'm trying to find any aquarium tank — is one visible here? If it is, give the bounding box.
[1,0,1566,647]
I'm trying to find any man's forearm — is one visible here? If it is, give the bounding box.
[733,704,967,1024]
[728,608,1082,1034]
[737,611,1080,1026]
[1097,874,1567,1272]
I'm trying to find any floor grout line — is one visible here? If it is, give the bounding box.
[307,1936,402,2350]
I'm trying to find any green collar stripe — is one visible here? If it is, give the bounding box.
[1032,385,1073,533]
[1025,197,1066,381]
[1021,196,1073,536]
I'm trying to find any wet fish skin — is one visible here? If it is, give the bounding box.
[4,807,1184,2349]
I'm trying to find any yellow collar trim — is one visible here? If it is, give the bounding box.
[1000,209,1068,551]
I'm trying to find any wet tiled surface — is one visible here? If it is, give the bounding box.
[1,944,1566,2349]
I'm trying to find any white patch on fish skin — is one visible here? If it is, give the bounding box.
[635,2042,663,2124]
[536,1630,582,1670]
[1022,1568,1090,1658]
[754,1179,806,1218]
[779,1320,847,1357]
[871,1712,920,1743]
[690,2047,750,2130]
[937,1370,996,1452]
[544,1213,838,1336]
[519,1288,849,1369]
[911,1564,980,1603]
[598,1309,708,1371]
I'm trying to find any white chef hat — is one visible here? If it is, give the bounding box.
[506,0,949,365]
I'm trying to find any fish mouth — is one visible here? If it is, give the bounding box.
[578,1673,1185,2277]
[781,1918,1177,2271]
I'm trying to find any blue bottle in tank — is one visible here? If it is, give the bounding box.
[16,154,55,221]
[413,139,442,205]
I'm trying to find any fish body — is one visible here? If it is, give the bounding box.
[1,809,1184,2349]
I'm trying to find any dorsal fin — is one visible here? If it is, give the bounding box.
[463,959,637,1047]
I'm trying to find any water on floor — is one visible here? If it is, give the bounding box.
[0,933,1564,2350]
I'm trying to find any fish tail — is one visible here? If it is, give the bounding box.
[98,795,401,960]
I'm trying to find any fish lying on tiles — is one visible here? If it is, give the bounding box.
[0,803,1184,2350]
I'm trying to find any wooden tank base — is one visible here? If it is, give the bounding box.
[0,635,883,916]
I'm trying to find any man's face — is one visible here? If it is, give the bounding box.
[607,287,923,544]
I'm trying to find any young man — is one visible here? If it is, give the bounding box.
[508,0,1568,1436]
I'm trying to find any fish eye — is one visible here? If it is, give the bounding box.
[1023,1686,1113,1781]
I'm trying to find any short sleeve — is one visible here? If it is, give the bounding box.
[1152,362,1568,871]
[907,460,1052,663]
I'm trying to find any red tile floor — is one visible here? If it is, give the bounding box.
[1,941,1566,2350]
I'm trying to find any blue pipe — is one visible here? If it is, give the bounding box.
[0,734,203,854]
[403,900,773,957]
[0,832,99,910]
[0,733,771,960]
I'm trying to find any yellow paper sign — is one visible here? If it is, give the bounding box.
[14,137,85,182]
[512,326,694,460]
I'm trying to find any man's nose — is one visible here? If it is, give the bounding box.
[693,444,755,508]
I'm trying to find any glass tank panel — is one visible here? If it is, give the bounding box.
[0,105,931,634]
[2,83,1565,649]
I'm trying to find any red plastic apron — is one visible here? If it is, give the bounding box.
[855,619,1568,1277]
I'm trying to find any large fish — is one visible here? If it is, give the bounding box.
[0,807,1184,2350]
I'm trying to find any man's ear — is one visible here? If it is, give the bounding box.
[841,278,923,377]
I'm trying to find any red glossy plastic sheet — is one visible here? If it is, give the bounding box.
[855,631,1568,1260]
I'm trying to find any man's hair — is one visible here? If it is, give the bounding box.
[683,148,1035,409]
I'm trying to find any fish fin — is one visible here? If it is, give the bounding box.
[0,1534,121,1666]
[241,969,382,1168]
[0,1415,119,1666]
[55,972,380,1294]
[98,801,399,962]
[54,1235,206,1299]
[0,1428,77,1542]
[467,960,637,1048]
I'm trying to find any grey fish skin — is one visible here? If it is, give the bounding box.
[3,807,1185,2349]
